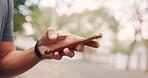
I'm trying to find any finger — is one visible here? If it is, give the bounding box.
[84,41,99,48]
[57,33,81,40]
[56,34,67,40]
[53,52,62,60]
[59,50,65,56]
[47,53,54,59]
[74,44,84,52]
[49,53,54,59]
[47,27,57,40]
[43,52,54,59]
[63,48,75,58]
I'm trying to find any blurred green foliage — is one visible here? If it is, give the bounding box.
[14,13,25,32]
[13,0,26,32]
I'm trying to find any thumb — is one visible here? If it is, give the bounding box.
[47,27,57,40]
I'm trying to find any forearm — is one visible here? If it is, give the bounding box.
[0,47,41,77]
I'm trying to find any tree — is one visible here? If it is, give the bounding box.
[124,0,148,71]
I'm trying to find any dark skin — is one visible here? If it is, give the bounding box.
[0,27,99,77]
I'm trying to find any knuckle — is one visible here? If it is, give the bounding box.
[56,56,62,60]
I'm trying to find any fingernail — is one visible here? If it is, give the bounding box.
[49,33,57,39]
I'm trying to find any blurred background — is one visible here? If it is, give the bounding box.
[12,0,148,78]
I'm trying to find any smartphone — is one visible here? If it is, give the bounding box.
[44,33,103,54]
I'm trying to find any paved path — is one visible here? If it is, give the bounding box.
[14,59,148,78]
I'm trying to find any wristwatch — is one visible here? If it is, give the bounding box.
[34,40,42,58]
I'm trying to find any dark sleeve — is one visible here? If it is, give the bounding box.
[2,0,14,41]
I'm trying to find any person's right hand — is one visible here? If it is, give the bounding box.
[38,27,100,60]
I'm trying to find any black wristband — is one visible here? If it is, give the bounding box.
[35,40,42,58]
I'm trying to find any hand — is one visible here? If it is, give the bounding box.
[39,27,100,60]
